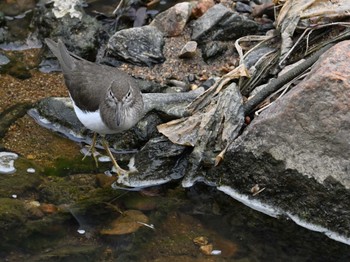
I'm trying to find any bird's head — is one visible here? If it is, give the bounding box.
[104,80,143,128]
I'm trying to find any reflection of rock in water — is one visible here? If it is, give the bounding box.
[118,136,190,188]
[67,205,93,238]
[0,103,33,139]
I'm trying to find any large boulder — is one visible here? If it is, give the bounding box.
[204,41,350,241]
[232,41,350,189]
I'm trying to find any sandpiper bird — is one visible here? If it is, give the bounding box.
[45,38,144,175]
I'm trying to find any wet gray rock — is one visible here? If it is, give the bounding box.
[143,87,204,118]
[243,46,275,69]
[0,11,5,26]
[202,41,228,60]
[120,136,189,187]
[36,97,83,132]
[235,1,253,13]
[0,103,33,139]
[191,4,258,42]
[0,28,7,44]
[107,25,165,66]
[133,113,162,142]
[35,5,101,60]
[150,2,192,37]
[31,97,152,151]
[135,78,164,93]
[31,87,204,153]
[191,4,231,41]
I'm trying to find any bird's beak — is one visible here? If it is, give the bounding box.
[116,102,122,126]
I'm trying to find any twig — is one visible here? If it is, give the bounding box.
[243,43,334,115]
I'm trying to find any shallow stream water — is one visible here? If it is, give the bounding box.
[0,0,349,261]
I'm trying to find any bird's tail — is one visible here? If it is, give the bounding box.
[45,38,74,72]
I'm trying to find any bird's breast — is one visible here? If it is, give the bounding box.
[72,101,120,134]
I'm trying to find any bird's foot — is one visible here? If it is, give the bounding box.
[101,136,138,177]
[111,158,138,177]
[82,144,99,166]
[112,164,129,176]
[82,133,99,167]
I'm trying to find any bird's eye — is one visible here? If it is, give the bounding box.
[126,91,131,98]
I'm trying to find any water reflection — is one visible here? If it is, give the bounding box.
[1,182,349,261]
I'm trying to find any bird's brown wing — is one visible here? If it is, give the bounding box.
[65,61,137,112]
[45,39,136,112]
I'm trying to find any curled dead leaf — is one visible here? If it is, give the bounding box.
[100,210,149,235]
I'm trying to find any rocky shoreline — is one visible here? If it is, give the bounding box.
[0,0,349,258]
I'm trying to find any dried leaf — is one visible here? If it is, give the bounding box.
[100,210,149,235]
[276,0,350,58]
[215,149,225,166]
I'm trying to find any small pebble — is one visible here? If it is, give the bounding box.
[0,54,10,65]
[27,167,36,173]
[27,200,41,207]
[187,74,196,82]
[211,250,222,255]
[104,170,113,177]
[98,155,111,162]
[168,79,187,88]
[40,203,58,214]
[193,236,209,246]
[12,194,17,199]
[27,154,35,160]
[77,229,86,235]
[179,41,198,58]
[190,84,199,90]
[200,244,213,255]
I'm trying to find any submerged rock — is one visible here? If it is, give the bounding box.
[100,210,149,235]
[0,103,32,138]
[118,136,189,187]
[0,0,36,16]
[0,53,10,66]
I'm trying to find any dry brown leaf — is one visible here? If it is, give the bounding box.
[100,210,149,235]
[276,0,350,29]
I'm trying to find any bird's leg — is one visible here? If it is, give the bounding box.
[82,132,99,167]
[101,136,129,176]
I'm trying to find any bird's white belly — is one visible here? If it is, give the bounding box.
[72,102,117,135]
